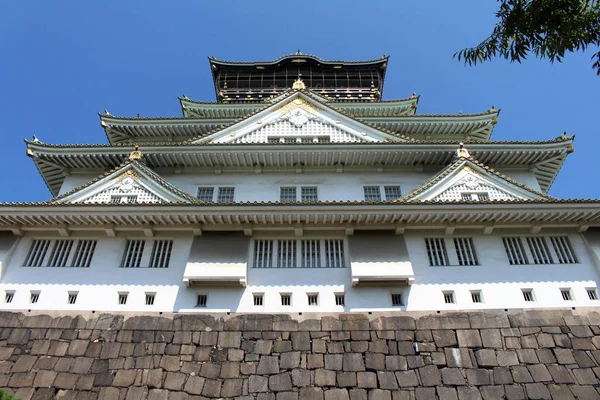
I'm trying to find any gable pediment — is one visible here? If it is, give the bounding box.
[194,92,405,144]
[406,158,548,202]
[52,161,197,204]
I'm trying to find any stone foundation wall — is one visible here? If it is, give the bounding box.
[1,309,600,399]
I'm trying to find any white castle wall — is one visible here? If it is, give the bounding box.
[57,168,542,201]
[0,229,599,313]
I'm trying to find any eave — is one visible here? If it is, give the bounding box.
[0,202,599,234]
[26,139,573,197]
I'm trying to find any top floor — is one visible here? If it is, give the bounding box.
[209,52,389,102]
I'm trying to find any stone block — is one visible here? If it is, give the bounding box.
[290,331,311,351]
[433,330,457,347]
[474,349,497,367]
[33,370,57,387]
[395,370,419,387]
[113,369,137,387]
[547,384,575,400]
[516,348,538,364]
[220,361,240,378]
[257,355,280,375]
[496,350,518,366]
[343,353,365,371]
[570,385,600,400]
[269,372,293,392]
[53,373,79,390]
[202,379,222,398]
[397,341,415,355]
[300,387,324,400]
[277,392,299,400]
[274,340,293,353]
[12,354,37,373]
[93,373,113,387]
[511,366,533,383]
[526,364,552,382]
[368,390,392,400]
[416,314,470,330]
[218,331,242,348]
[438,387,458,400]
[536,348,556,364]
[355,371,376,388]
[200,362,221,379]
[415,387,436,400]
[469,313,510,329]
[504,385,525,400]
[292,369,311,387]
[554,348,576,364]
[316,368,337,386]
[148,389,168,400]
[163,372,186,391]
[547,364,575,384]
[324,389,350,400]
[480,329,502,348]
[553,333,571,348]
[456,386,483,400]
[159,355,180,372]
[524,383,551,400]
[457,330,482,348]
[466,369,491,386]
[281,351,301,369]
[441,368,466,385]
[326,354,344,370]
[385,355,407,371]
[249,375,269,393]
[328,342,344,354]
[337,371,357,387]
[418,365,441,386]
[445,348,474,368]
[307,354,325,369]
[573,368,599,385]
[299,319,321,331]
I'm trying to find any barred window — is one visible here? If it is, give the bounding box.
[503,236,578,265]
[454,238,478,266]
[110,195,137,203]
[363,186,382,202]
[121,240,145,268]
[253,293,264,306]
[307,293,318,306]
[391,293,403,306]
[443,291,455,304]
[145,293,155,305]
[522,289,534,302]
[67,292,78,305]
[471,291,482,303]
[217,187,235,203]
[560,288,572,301]
[196,294,208,307]
[383,186,401,201]
[335,293,345,306]
[301,187,318,202]
[280,187,297,202]
[587,288,598,300]
[197,187,215,202]
[253,239,345,268]
[5,291,14,303]
[23,239,97,268]
[149,240,173,268]
[281,294,291,306]
[461,192,490,201]
[425,238,449,266]
[118,293,128,305]
[30,291,40,304]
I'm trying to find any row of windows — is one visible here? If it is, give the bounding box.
[425,236,578,266]
[195,185,403,203]
[253,239,345,268]
[23,239,173,269]
[248,292,346,307]
[440,287,599,304]
[4,290,156,306]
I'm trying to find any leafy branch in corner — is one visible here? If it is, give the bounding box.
[455,0,600,75]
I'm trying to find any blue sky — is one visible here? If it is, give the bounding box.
[0,1,598,202]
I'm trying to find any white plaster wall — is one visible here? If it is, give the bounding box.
[2,230,597,313]
[59,168,542,201]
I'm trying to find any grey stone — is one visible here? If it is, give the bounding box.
[313,338,328,353]
[573,349,596,367]
[365,353,384,370]
[147,389,168,400]
[292,369,311,387]
[325,354,344,370]
[442,368,466,385]
[269,372,293,392]
[572,337,596,350]
[219,331,242,348]
[474,349,497,367]
[395,370,419,387]
[570,385,600,400]
[547,364,575,384]
[159,355,180,372]
[12,355,37,373]
[469,313,510,329]
[417,315,469,330]
[307,354,325,369]
[324,389,350,400]
[466,369,491,386]
[163,372,187,391]
[573,368,599,385]
[418,365,441,386]
[553,333,572,348]
[385,355,407,371]
[415,388,436,400]
[357,372,377,388]
[511,366,534,383]
[479,386,505,400]
[547,384,575,400]
[200,362,221,379]
[492,367,513,385]
[377,371,399,390]
[125,386,148,400]
[457,387,483,400]
[52,373,78,390]
[397,341,416,355]
[328,342,344,354]
[300,387,324,400]
[479,329,502,348]
[516,348,538,364]
[524,383,551,400]
[554,348,576,364]
[281,351,301,369]
[221,379,244,397]
[113,370,137,387]
[337,372,357,387]
[315,368,337,386]
[254,340,273,355]
[343,353,365,371]
[457,330,482,348]
[257,355,279,375]
[504,385,525,400]
[368,390,392,400]
[526,364,552,382]
[445,348,474,368]
[291,332,311,351]
[536,348,557,364]
[276,392,299,400]
[249,375,269,393]
[202,379,222,398]
[406,355,425,369]
[496,350,518,366]
[221,361,241,378]
[437,387,459,400]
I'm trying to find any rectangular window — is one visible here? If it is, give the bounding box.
[280,187,297,202]
[425,238,450,266]
[277,240,297,268]
[110,195,137,204]
[454,238,478,266]
[67,292,78,305]
[526,237,553,264]
[477,193,490,201]
[301,240,321,268]
[5,291,14,303]
[307,293,319,306]
[391,293,404,306]
[443,291,455,304]
[149,240,173,268]
[197,187,215,202]
[71,240,97,268]
[522,289,534,302]
[384,186,401,201]
[47,240,74,267]
[30,291,40,304]
[280,293,291,306]
[118,293,128,305]
[461,193,472,201]
[301,186,318,202]
[363,186,382,202]
[587,288,598,300]
[550,236,578,264]
[253,240,273,268]
[23,240,51,267]
[560,288,572,301]
[145,293,155,306]
[335,293,345,306]
[471,291,482,303]
[503,237,529,265]
[217,187,235,203]
[253,293,264,306]
[196,294,208,307]
[253,239,345,269]
[121,240,145,268]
